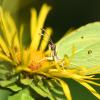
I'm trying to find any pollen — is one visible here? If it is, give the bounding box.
[28,51,47,71]
[15,49,47,71]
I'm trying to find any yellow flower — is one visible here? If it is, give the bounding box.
[0,4,52,72]
[0,4,100,100]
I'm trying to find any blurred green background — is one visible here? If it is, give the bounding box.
[0,0,100,100]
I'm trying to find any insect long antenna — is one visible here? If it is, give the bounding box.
[40,28,60,61]
[40,28,53,44]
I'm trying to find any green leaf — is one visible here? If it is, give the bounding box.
[0,88,12,100]
[0,61,13,80]
[47,80,66,100]
[0,75,21,92]
[56,22,100,74]
[21,78,49,98]
[20,78,66,100]
[0,80,15,87]
[0,66,9,74]
[0,82,22,92]
[7,84,22,92]
[37,79,55,100]
[20,78,33,85]
[0,77,17,87]
[56,78,72,100]
[8,88,34,100]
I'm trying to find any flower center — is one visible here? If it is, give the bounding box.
[15,49,48,71]
[28,51,47,71]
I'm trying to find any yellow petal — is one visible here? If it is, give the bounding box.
[0,7,10,46]
[0,7,18,63]
[0,37,9,56]
[78,81,100,99]
[5,11,19,49]
[30,8,37,40]
[84,80,100,86]
[0,6,19,47]
[4,11,17,38]
[30,4,51,50]
[57,78,72,100]
[19,24,24,64]
[49,69,82,79]
[0,52,12,63]
[13,33,20,50]
[39,27,52,51]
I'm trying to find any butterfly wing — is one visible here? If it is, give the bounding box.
[56,22,100,74]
